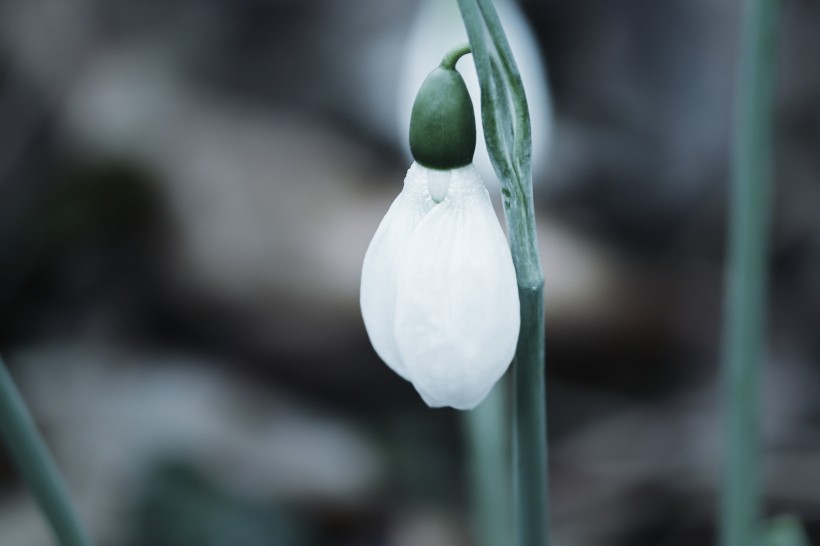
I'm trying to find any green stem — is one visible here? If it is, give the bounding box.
[463,379,512,546]
[0,355,93,546]
[456,1,548,544]
[513,283,547,546]
[720,1,779,546]
[441,43,472,70]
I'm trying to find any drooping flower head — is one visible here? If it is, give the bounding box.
[361,46,520,410]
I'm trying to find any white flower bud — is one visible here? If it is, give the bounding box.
[361,162,520,410]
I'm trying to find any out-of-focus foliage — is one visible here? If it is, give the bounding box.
[1,1,820,545]
[130,459,307,546]
[763,515,811,546]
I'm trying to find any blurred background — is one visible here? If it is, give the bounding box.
[2,0,820,544]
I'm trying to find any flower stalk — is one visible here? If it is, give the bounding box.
[456,1,548,545]
[0,355,93,546]
[720,1,780,546]
[440,43,472,71]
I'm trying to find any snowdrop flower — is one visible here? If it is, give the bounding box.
[361,47,520,410]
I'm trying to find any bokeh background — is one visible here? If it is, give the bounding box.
[2,0,820,545]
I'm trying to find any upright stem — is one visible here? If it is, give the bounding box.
[513,282,547,546]
[720,1,779,546]
[456,0,548,544]
[0,356,93,546]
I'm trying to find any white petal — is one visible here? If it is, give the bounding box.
[394,164,520,409]
[360,163,434,378]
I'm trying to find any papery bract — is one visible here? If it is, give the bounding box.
[398,0,552,184]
